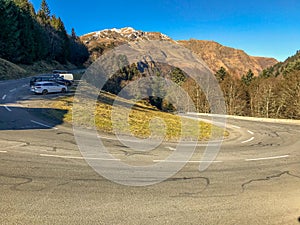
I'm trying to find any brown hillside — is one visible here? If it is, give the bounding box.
[178,39,278,77]
[81,28,278,77]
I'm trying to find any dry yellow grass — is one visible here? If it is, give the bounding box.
[0,58,27,80]
[47,90,227,141]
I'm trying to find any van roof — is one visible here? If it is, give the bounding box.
[53,70,69,74]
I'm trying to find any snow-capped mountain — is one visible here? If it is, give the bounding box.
[80,27,278,76]
[81,27,172,44]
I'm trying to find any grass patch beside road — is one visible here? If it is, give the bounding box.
[45,90,227,141]
[0,57,82,81]
[0,58,27,80]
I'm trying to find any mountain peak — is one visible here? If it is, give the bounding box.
[81,28,278,76]
[81,27,172,44]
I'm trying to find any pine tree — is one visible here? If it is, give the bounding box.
[71,28,77,40]
[242,69,254,86]
[37,0,51,25]
[0,0,21,62]
[0,0,88,66]
[12,0,38,63]
[215,67,227,81]
[13,0,35,16]
[170,67,186,85]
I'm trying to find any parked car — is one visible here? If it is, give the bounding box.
[53,70,74,82]
[30,75,73,87]
[53,76,73,86]
[31,81,67,95]
[30,75,54,86]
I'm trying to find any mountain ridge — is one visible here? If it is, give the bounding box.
[178,39,278,77]
[262,50,300,77]
[80,27,278,77]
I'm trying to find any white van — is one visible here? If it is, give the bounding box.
[53,70,74,82]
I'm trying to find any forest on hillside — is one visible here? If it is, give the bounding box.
[182,63,300,119]
[210,66,300,119]
[101,53,300,120]
[0,0,89,65]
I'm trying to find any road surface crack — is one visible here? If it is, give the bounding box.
[0,174,33,191]
[167,176,210,197]
[241,171,300,192]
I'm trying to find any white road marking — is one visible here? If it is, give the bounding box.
[0,151,7,153]
[22,84,28,88]
[40,154,120,161]
[31,120,58,129]
[165,146,176,151]
[2,94,6,100]
[9,88,16,93]
[153,160,223,163]
[245,155,289,161]
[241,137,254,143]
[4,105,12,112]
[232,125,241,129]
[247,130,254,135]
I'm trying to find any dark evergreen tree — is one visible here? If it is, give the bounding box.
[0,0,22,62]
[260,68,273,78]
[170,67,186,85]
[71,28,78,40]
[242,69,254,86]
[13,0,36,63]
[37,0,50,25]
[215,66,227,81]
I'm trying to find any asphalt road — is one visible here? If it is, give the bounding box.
[0,78,299,225]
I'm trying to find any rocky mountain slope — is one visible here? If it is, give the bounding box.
[178,40,278,77]
[81,27,174,62]
[81,27,278,77]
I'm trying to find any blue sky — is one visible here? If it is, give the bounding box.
[29,0,300,61]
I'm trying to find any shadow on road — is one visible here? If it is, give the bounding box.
[0,106,68,130]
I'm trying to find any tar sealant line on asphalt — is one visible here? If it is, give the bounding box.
[153,160,223,163]
[40,154,121,161]
[164,144,220,150]
[2,95,6,100]
[245,155,289,161]
[97,135,140,142]
[4,105,12,112]
[99,136,222,147]
[31,120,58,130]
[241,137,255,144]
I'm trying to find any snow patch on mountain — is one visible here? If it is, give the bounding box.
[82,27,173,43]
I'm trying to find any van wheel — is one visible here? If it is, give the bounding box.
[42,89,48,95]
[61,88,66,93]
